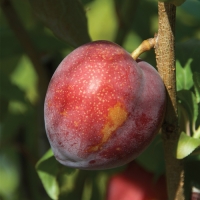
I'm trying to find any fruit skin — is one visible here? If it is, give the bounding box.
[106,161,168,200]
[44,40,166,170]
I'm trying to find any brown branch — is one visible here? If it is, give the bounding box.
[155,2,185,200]
[0,0,49,98]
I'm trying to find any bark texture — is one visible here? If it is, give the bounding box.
[155,2,185,200]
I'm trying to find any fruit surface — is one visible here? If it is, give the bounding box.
[44,40,166,169]
[106,161,168,200]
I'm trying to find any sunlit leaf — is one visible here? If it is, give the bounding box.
[36,149,60,200]
[36,148,77,199]
[86,0,117,41]
[10,56,39,104]
[177,132,200,159]
[176,59,193,91]
[29,0,91,47]
[193,126,200,139]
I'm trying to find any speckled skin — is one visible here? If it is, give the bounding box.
[44,40,166,170]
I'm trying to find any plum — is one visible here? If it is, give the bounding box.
[44,40,166,170]
[106,161,168,200]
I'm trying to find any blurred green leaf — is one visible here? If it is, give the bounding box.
[177,132,200,159]
[0,112,23,141]
[136,135,165,176]
[194,94,200,133]
[81,0,94,5]
[177,90,199,134]
[193,72,200,103]
[158,0,186,6]
[126,0,158,65]
[0,70,26,104]
[176,58,193,91]
[11,0,37,29]
[36,149,77,200]
[10,55,39,104]
[36,149,60,200]
[180,0,200,20]
[0,30,23,59]
[123,31,142,53]
[176,40,200,74]
[113,0,140,45]
[30,30,70,53]
[93,172,109,200]
[184,157,200,199]
[0,149,20,199]
[86,0,117,41]
[0,98,8,121]
[29,0,91,47]
[193,127,200,139]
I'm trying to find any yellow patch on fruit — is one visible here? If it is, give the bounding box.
[88,102,128,152]
[74,121,79,127]
[60,110,67,116]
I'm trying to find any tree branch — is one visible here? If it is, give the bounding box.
[155,2,185,199]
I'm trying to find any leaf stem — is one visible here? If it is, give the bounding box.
[155,2,185,199]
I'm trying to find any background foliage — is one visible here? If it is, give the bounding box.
[0,0,200,199]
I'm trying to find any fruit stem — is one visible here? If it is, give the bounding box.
[131,37,156,60]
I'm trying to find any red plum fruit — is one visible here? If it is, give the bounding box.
[44,40,166,169]
[106,161,168,200]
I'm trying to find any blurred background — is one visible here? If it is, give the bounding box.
[0,0,200,199]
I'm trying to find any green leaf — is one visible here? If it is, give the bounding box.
[176,39,200,74]
[10,56,39,104]
[0,148,20,197]
[193,72,200,103]
[177,132,200,159]
[177,90,198,124]
[176,58,193,91]
[136,135,165,176]
[86,0,118,41]
[177,90,199,134]
[158,0,186,6]
[36,149,60,200]
[0,30,23,60]
[29,0,91,47]
[193,126,200,139]
[0,71,26,103]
